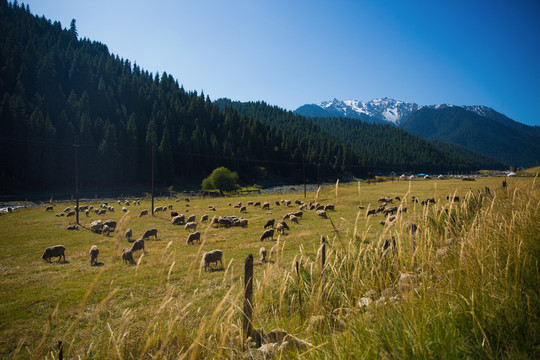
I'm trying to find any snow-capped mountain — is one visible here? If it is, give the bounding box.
[317,98,422,124]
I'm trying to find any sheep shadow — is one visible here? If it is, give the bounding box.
[91,262,105,267]
[207,267,225,272]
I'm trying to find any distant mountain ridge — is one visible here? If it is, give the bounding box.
[295,98,540,167]
[295,98,515,125]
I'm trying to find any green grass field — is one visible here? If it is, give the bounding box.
[0,177,538,359]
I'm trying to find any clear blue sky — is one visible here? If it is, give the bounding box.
[24,0,540,126]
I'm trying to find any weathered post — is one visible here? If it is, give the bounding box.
[74,137,80,225]
[243,254,254,339]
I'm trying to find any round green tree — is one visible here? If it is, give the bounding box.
[201,167,239,195]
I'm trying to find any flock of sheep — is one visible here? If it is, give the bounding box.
[41,192,461,273]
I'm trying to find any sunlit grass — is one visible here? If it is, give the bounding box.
[0,177,537,359]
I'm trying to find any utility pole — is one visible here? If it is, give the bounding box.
[151,146,155,216]
[74,137,80,225]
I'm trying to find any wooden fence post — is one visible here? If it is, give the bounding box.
[58,340,63,360]
[321,236,326,271]
[243,254,254,339]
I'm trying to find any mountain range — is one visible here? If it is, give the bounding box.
[295,99,540,167]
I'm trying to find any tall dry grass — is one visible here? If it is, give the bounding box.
[29,180,539,359]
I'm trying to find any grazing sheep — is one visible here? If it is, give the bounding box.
[187,214,196,223]
[447,195,460,202]
[125,228,132,242]
[55,213,64,217]
[107,206,115,212]
[394,196,401,201]
[383,206,398,216]
[276,222,285,234]
[103,220,117,230]
[399,207,408,214]
[63,207,71,213]
[378,221,386,226]
[238,218,248,228]
[260,247,267,262]
[184,222,197,232]
[131,238,145,253]
[89,245,99,265]
[122,207,128,212]
[201,214,209,222]
[117,200,121,205]
[259,229,274,241]
[139,209,149,217]
[168,204,173,210]
[254,202,261,207]
[262,202,270,209]
[97,209,107,215]
[248,201,254,206]
[172,215,185,225]
[85,210,89,217]
[186,231,201,245]
[208,205,216,211]
[66,225,79,230]
[278,220,290,231]
[316,210,327,219]
[324,204,335,211]
[366,209,376,217]
[90,220,103,233]
[66,211,76,217]
[264,219,275,229]
[275,201,280,206]
[217,217,231,228]
[171,211,179,217]
[122,248,135,265]
[240,206,247,213]
[42,245,66,262]
[102,224,111,236]
[289,215,299,224]
[387,215,397,222]
[142,229,158,240]
[46,206,54,212]
[202,250,223,271]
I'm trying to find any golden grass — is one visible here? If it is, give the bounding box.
[0,177,538,359]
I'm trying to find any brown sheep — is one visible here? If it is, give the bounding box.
[184,222,197,232]
[264,219,275,229]
[276,222,285,234]
[172,214,185,225]
[142,228,158,239]
[316,210,327,219]
[202,250,223,271]
[42,245,66,262]
[186,231,201,245]
[89,245,99,266]
[201,214,209,222]
[259,229,274,241]
[289,215,299,224]
[125,228,133,242]
[187,214,196,223]
[122,248,135,265]
[131,238,145,253]
[139,209,149,217]
[46,206,54,212]
[262,202,270,209]
[240,206,247,213]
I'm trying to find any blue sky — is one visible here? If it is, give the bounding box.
[24,0,540,126]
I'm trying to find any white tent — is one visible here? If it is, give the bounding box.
[400,174,407,179]
[409,175,416,179]
[507,172,517,177]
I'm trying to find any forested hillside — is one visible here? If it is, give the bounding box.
[0,1,368,192]
[215,99,500,173]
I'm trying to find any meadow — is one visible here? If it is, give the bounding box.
[0,177,538,359]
